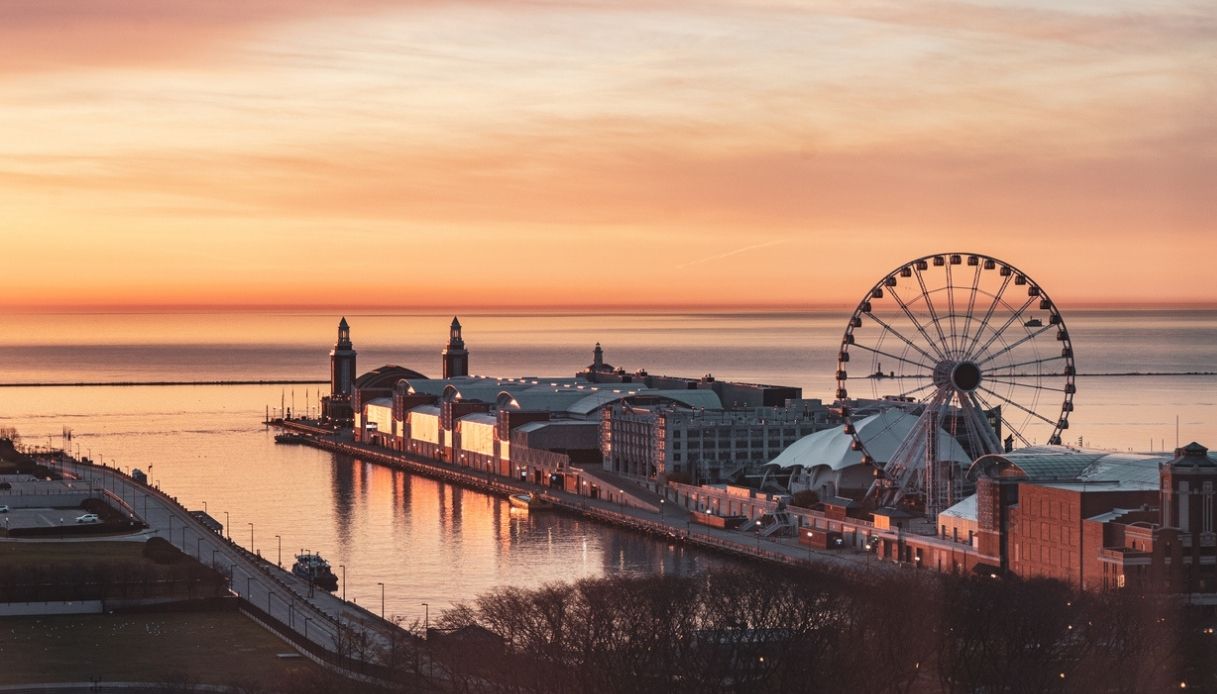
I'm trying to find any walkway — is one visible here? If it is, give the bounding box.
[52,460,405,664]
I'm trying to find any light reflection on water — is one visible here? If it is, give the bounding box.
[0,385,731,618]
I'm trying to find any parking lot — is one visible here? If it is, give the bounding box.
[0,507,97,531]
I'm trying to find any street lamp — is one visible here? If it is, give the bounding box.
[805,530,813,562]
[248,522,254,551]
[275,535,282,567]
[619,489,625,510]
[423,602,429,633]
[659,499,665,519]
[377,582,385,619]
[339,564,346,601]
[224,512,230,540]
[755,520,762,550]
[202,500,207,513]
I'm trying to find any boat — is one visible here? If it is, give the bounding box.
[508,493,553,511]
[275,433,307,444]
[1024,318,1043,327]
[291,552,339,591]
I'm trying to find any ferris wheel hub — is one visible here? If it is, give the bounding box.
[931,359,982,393]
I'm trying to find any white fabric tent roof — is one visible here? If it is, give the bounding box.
[768,408,971,472]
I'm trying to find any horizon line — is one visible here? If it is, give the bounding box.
[2,300,1217,314]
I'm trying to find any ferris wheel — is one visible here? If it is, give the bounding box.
[835,252,1076,515]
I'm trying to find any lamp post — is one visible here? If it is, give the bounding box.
[423,602,429,633]
[805,530,813,562]
[339,564,346,601]
[659,498,665,519]
[224,512,230,540]
[378,582,385,619]
[619,489,625,510]
[755,520,762,550]
[275,534,282,567]
[248,522,254,551]
[202,500,207,513]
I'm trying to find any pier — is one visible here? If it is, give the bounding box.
[272,421,880,574]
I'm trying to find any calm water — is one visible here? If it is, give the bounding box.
[0,310,1214,617]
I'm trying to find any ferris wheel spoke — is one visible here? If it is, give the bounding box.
[946,263,959,356]
[912,265,954,358]
[983,376,1067,393]
[959,391,1003,454]
[975,322,1056,367]
[962,273,1012,359]
[969,295,1037,363]
[976,384,1058,427]
[847,340,929,372]
[982,355,1066,374]
[958,263,983,356]
[885,284,950,362]
[863,309,942,365]
[889,381,939,401]
[970,390,1032,448]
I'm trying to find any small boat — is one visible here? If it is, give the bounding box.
[1024,318,1043,327]
[509,493,553,511]
[275,433,307,444]
[291,552,339,591]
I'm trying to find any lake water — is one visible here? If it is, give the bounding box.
[0,309,1214,617]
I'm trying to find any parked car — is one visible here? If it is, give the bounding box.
[0,505,9,513]
[75,513,100,523]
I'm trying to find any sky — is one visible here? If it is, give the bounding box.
[0,0,1213,310]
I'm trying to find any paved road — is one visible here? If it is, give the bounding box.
[55,461,402,662]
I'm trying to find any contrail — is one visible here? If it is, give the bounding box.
[676,239,788,270]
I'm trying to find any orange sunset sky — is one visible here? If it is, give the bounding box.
[0,0,1213,310]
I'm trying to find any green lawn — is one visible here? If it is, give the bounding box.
[0,611,325,687]
[0,540,148,567]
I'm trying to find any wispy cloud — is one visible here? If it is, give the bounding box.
[677,240,792,270]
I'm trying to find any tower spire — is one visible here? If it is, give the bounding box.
[443,315,469,378]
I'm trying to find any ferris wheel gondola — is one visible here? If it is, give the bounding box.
[836,253,1076,516]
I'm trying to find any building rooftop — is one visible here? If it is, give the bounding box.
[768,408,971,472]
[939,494,978,522]
[970,446,1171,487]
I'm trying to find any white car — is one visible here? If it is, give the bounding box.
[0,505,9,513]
[75,513,100,523]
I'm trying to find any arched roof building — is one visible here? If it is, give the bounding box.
[768,409,972,498]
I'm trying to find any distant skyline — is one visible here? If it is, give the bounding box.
[0,1,1213,310]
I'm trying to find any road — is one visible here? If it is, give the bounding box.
[55,460,403,663]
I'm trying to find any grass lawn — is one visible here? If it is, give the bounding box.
[0,540,148,567]
[0,611,325,687]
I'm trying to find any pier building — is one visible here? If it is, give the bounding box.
[847,443,1217,598]
[601,399,833,483]
[333,317,813,498]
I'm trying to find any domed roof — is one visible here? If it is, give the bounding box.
[769,408,971,472]
[354,364,429,389]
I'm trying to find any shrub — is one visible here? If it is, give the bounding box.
[143,536,184,565]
